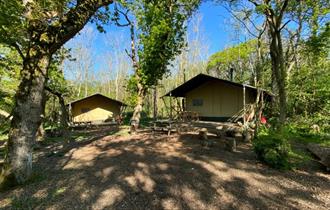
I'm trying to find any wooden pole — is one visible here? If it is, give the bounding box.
[153,87,157,121]
[243,84,246,125]
[169,92,172,121]
[69,103,72,122]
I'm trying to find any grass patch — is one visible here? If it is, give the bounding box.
[254,124,330,169]
[253,131,292,170]
[109,126,130,137]
[280,123,330,146]
[290,133,330,147]
[71,132,89,142]
[289,150,313,167]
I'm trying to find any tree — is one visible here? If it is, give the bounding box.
[114,0,200,131]
[287,23,330,132]
[64,27,95,98]
[0,45,20,114]
[207,39,260,83]
[0,0,114,186]
[45,49,71,141]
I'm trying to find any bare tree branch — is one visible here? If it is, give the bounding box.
[278,0,289,24]
[279,20,290,31]
[49,0,114,53]
[223,6,258,38]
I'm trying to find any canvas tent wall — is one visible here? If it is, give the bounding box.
[68,93,127,123]
[164,74,271,121]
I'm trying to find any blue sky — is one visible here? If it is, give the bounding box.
[64,1,248,77]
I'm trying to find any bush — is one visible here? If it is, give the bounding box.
[253,129,292,169]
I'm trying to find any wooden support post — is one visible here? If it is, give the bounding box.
[153,87,157,121]
[243,84,246,125]
[69,103,72,123]
[169,92,173,121]
[161,97,169,118]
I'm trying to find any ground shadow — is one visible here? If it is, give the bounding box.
[0,130,329,210]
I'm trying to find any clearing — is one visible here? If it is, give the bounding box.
[0,127,329,209]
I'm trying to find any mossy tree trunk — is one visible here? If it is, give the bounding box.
[3,52,51,185]
[1,0,114,187]
[130,79,146,133]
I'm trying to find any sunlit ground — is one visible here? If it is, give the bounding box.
[0,127,329,210]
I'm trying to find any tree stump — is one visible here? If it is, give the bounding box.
[216,126,225,138]
[234,132,243,142]
[225,137,236,152]
[199,128,208,140]
[243,130,252,142]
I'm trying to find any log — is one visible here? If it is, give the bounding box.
[307,143,330,171]
[199,128,208,140]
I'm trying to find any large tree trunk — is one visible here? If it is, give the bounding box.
[1,54,51,186]
[45,86,70,142]
[36,92,47,142]
[58,95,70,142]
[269,27,287,123]
[1,0,114,189]
[130,80,145,133]
[153,87,158,121]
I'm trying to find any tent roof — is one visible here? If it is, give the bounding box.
[67,93,127,106]
[163,73,272,97]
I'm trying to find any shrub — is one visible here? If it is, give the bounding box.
[253,129,292,169]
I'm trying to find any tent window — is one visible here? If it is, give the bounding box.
[192,99,203,106]
[81,108,90,113]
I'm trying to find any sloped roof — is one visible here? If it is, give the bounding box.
[67,93,127,106]
[163,73,272,97]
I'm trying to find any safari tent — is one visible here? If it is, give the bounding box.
[164,74,271,122]
[67,93,127,123]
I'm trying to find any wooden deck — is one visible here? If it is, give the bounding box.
[152,120,244,139]
[69,121,118,129]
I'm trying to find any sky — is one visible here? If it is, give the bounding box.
[64,1,249,78]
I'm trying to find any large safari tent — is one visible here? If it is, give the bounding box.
[67,93,127,123]
[164,74,270,122]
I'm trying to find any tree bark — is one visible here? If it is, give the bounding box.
[45,87,70,142]
[1,54,51,186]
[130,80,145,133]
[262,0,289,123]
[36,92,47,142]
[1,0,114,187]
[268,24,287,123]
[153,87,158,121]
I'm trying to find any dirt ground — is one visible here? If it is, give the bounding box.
[0,128,329,210]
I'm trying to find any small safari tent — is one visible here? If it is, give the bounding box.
[164,73,271,122]
[67,93,127,124]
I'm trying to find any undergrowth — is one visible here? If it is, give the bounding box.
[253,122,330,170]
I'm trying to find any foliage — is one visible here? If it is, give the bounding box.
[47,49,71,95]
[125,76,139,106]
[287,23,330,132]
[254,120,330,169]
[0,45,20,112]
[253,127,292,169]
[207,39,257,71]
[281,121,330,147]
[206,39,267,83]
[305,22,330,58]
[122,0,200,88]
